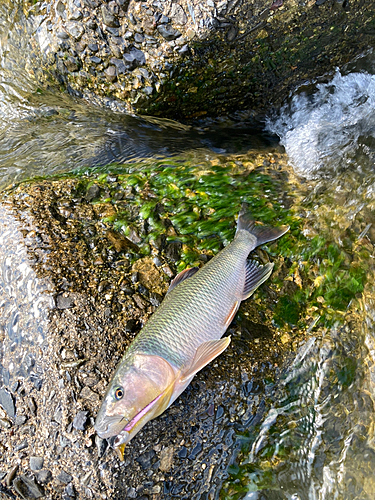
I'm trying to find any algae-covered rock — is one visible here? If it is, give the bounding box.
[21,0,375,118]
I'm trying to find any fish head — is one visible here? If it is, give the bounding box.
[94,353,177,458]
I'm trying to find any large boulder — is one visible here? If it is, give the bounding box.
[25,0,375,118]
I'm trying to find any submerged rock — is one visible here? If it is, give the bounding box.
[21,0,375,118]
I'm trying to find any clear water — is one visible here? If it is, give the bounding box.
[1,2,375,500]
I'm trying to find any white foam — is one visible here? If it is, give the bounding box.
[266,70,375,176]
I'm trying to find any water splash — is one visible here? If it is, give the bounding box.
[266,70,375,176]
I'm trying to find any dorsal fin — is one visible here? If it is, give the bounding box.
[180,337,231,383]
[167,267,199,294]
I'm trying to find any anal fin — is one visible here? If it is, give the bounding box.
[224,301,240,327]
[180,337,231,383]
[243,260,274,300]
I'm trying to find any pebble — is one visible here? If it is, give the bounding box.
[30,456,44,471]
[95,435,107,458]
[159,446,174,472]
[73,410,88,431]
[0,388,15,418]
[85,184,100,201]
[157,24,181,41]
[13,475,44,499]
[57,471,73,484]
[0,416,11,429]
[136,450,156,469]
[35,470,52,484]
[56,294,75,309]
[14,439,28,452]
[6,465,18,487]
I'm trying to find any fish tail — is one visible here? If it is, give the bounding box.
[236,202,289,246]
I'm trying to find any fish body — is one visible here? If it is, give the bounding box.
[95,206,288,458]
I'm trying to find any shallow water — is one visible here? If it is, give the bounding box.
[0,2,375,499]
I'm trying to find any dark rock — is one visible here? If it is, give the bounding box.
[72,410,88,431]
[178,446,187,458]
[56,294,75,309]
[125,319,139,332]
[86,19,97,30]
[0,388,15,418]
[136,450,156,469]
[57,471,73,484]
[14,439,28,452]
[165,241,182,262]
[188,441,202,460]
[13,475,44,499]
[29,457,44,471]
[29,376,42,391]
[90,56,102,64]
[316,0,329,4]
[117,0,130,12]
[35,470,52,484]
[159,15,169,24]
[101,5,120,27]
[157,24,182,41]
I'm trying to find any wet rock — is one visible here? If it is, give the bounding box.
[95,435,107,458]
[79,386,99,403]
[13,475,44,499]
[0,388,15,418]
[72,410,88,431]
[63,483,76,499]
[65,56,79,72]
[57,471,73,484]
[6,465,18,487]
[29,457,44,471]
[157,24,181,41]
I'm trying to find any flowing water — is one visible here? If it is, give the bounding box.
[1,2,375,499]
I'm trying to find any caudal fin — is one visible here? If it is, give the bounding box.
[236,202,289,246]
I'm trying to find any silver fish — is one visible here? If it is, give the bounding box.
[95,205,289,459]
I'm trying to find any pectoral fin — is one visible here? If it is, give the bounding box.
[180,337,231,383]
[243,260,274,300]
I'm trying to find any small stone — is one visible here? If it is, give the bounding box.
[88,43,99,52]
[157,24,181,41]
[6,465,18,487]
[79,387,99,403]
[57,31,69,40]
[95,435,107,458]
[56,294,74,310]
[36,470,52,484]
[159,446,174,472]
[90,56,102,64]
[14,439,28,452]
[143,86,153,95]
[159,15,169,24]
[15,415,27,425]
[85,183,100,201]
[69,9,83,21]
[0,388,15,418]
[73,410,88,431]
[28,397,37,416]
[166,241,182,262]
[13,475,44,499]
[0,416,11,428]
[30,457,44,471]
[65,22,84,40]
[110,57,127,74]
[101,5,120,27]
[170,4,187,25]
[65,56,79,72]
[63,483,76,499]
[136,450,156,469]
[130,48,145,66]
[57,471,73,484]
[280,333,291,344]
[134,33,144,43]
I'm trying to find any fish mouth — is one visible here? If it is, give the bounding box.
[112,392,165,460]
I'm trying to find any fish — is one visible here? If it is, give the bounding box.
[94,204,289,459]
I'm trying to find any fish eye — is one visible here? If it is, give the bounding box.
[114,387,124,400]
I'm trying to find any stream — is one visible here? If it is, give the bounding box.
[1,2,375,500]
